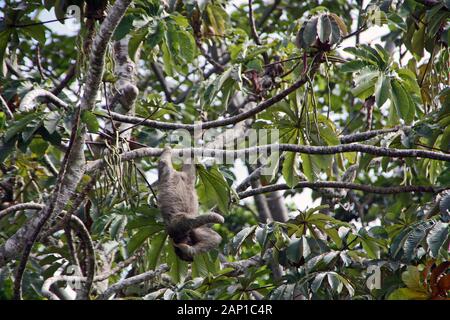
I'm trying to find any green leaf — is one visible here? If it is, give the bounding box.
[110,215,127,240]
[402,266,424,291]
[197,165,231,214]
[397,68,421,97]
[81,110,99,133]
[161,42,174,77]
[113,15,134,41]
[327,272,343,293]
[282,129,300,187]
[176,30,195,63]
[390,80,414,124]
[167,243,188,283]
[29,138,49,156]
[351,68,378,99]
[283,151,299,188]
[311,273,326,292]
[5,112,43,142]
[340,60,368,73]
[388,288,428,300]
[229,226,257,255]
[374,73,390,107]
[147,232,167,270]
[44,111,62,134]
[0,29,12,75]
[21,24,46,45]
[146,22,164,48]
[286,236,310,264]
[438,123,450,151]
[128,225,162,254]
[192,252,218,278]
[403,220,435,261]
[306,251,339,271]
[204,4,228,36]
[426,221,449,258]
[129,30,148,60]
[411,24,425,58]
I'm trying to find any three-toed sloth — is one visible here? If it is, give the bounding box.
[158,147,224,261]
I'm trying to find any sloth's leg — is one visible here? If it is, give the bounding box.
[167,212,224,237]
[175,227,222,260]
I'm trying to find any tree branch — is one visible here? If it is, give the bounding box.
[86,143,450,173]
[257,0,282,28]
[248,0,269,64]
[339,126,410,144]
[96,264,169,300]
[0,0,133,270]
[0,203,44,220]
[69,216,95,300]
[0,93,14,119]
[104,75,311,131]
[238,182,448,199]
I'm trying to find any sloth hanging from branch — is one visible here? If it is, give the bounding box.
[158,147,224,261]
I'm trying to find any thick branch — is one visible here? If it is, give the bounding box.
[86,144,450,173]
[19,89,69,112]
[81,0,133,112]
[248,0,269,64]
[69,216,95,300]
[97,264,169,300]
[0,203,44,220]
[105,76,309,130]
[238,182,448,199]
[0,0,133,269]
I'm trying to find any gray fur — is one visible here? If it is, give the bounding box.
[157,147,224,261]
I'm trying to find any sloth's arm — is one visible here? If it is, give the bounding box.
[158,147,173,178]
[167,212,224,237]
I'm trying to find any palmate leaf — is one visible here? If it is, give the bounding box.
[147,232,167,270]
[306,251,339,272]
[286,236,310,264]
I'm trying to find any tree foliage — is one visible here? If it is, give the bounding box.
[0,0,449,300]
